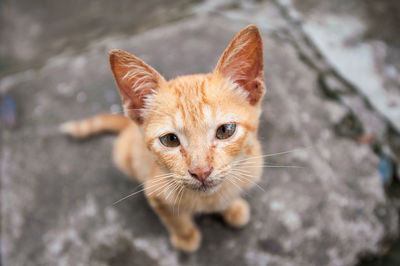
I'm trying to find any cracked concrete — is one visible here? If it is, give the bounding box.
[1,1,399,265]
[272,0,400,155]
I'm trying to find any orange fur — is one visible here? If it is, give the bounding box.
[60,113,131,138]
[62,25,266,252]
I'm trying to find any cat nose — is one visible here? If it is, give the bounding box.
[188,167,213,183]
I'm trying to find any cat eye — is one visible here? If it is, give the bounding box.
[159,133,180,147]
[216,123,236,140]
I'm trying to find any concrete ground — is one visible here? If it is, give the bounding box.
[1,1,400,265]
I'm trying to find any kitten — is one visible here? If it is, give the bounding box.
[61,25,265,252]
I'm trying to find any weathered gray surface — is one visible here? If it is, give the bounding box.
[0,0,198,74]
[276,0,400,133]
[1,1,399,266]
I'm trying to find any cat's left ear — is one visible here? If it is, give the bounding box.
[109,49,165,124]
[214,25,265,105]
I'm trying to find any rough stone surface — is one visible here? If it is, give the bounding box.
[280,0,400,132]
[0,0,198,75]
[1,1,398,266]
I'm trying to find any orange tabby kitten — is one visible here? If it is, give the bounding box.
[61,25,265,252]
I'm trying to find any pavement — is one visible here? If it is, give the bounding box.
[1,1,400,265]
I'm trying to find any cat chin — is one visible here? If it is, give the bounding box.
[187,182,222,195]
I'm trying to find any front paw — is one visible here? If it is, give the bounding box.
[223,198,250,228]
[170,227,201,252]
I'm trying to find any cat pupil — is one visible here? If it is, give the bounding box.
[160,133,180,147]
[216,123,236,140]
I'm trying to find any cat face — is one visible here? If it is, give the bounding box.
[143,74,262,193]
[110,25,265,193]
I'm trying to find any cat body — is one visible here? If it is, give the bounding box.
[62,25,265,252]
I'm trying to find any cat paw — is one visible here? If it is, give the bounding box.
[170,227,201,252]
[223,198,250,228]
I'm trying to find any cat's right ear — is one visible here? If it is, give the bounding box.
[214,25,265,105]
[109,49,165,124]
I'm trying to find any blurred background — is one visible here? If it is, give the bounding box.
[1,0,400,265]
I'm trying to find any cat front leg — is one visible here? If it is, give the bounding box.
[222,197,250,228]
[147,197,201,252]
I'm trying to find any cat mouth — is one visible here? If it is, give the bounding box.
[188,180,222,194]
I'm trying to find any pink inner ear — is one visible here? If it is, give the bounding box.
[238,79,264,105]
[118,69,158,123]
[215,25,265,105]
[109,49,164,123]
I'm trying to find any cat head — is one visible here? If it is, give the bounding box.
[110,25,265,193]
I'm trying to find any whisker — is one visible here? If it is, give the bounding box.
[146,181,174,199]
[230,171,255,183]
[113,178,170,205]
[153,172,174,177]
[233,146,311,165]
[233,161,262,166]
[230,171,266,193]
[155,180,176,197]
[232,170,257,180]
[229,172,257,188]
[173,186,183,215]
[151,173,175,179]
[147,175,174,184]
[146,177,173,188]
[234,160,303,168]
[166,182,180,200]
[146,179,174,197]
[231,168,263,181]
[229,173,248,187]
[147,177,173,184]
[177,186,185,216]
[225,175,243,193]
[237,165,304,169]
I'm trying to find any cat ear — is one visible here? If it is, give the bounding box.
[214,25,265,105]
[109,49,165,124]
